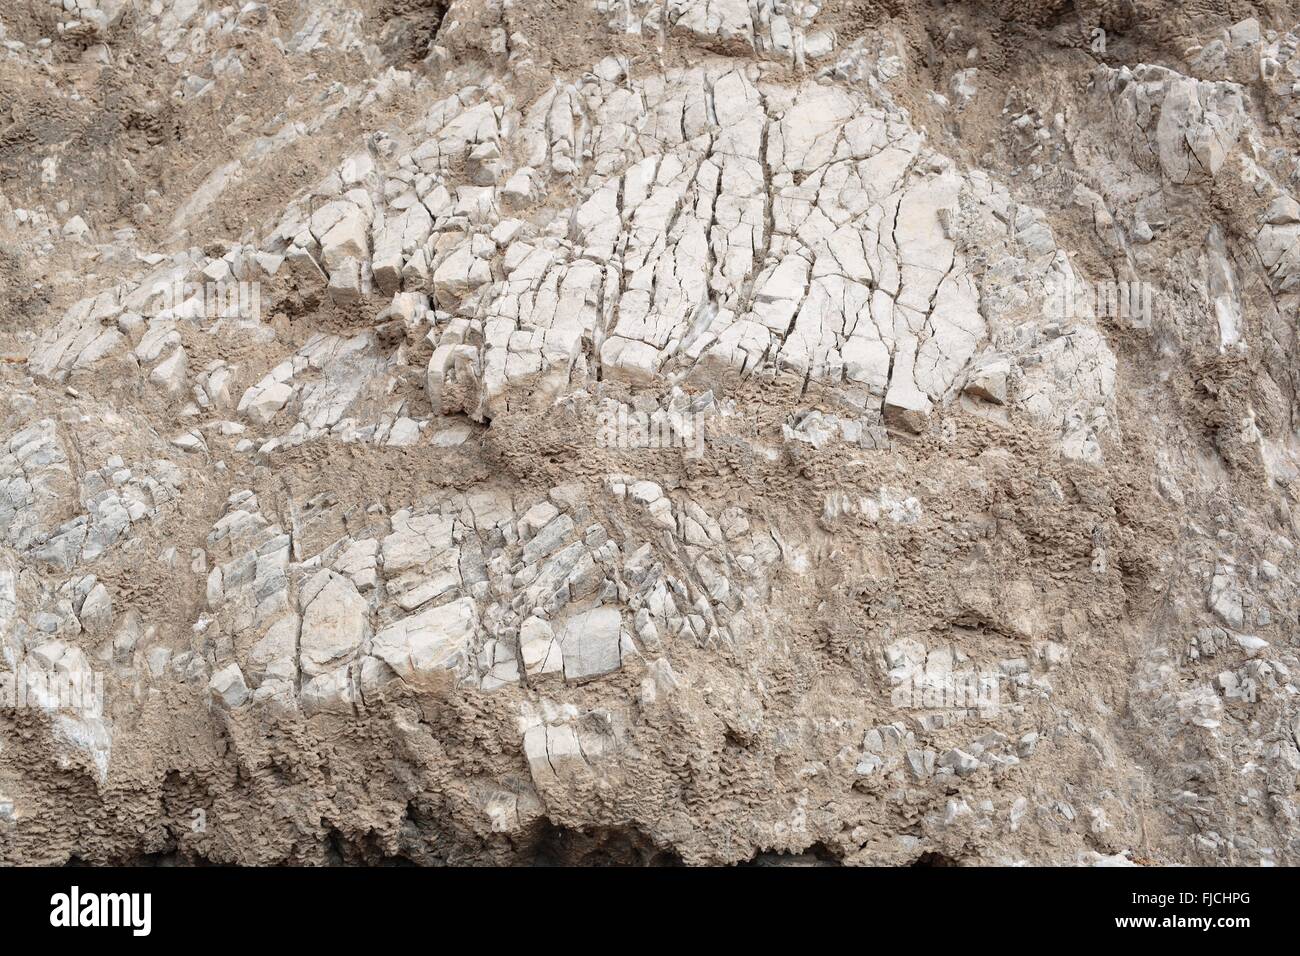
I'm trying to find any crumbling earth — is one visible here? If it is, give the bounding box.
[1,0,1300,866]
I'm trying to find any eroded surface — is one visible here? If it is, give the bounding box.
[1,0,1299,865]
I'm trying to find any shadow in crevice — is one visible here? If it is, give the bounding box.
[527,821,684,867]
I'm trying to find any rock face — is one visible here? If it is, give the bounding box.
[1,0,1300,866]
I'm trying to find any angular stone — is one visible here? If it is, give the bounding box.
[371,596,477,691]
[520,616,562,676]
[209,663,251,709]
[556,606,623,682]
[299,571,369,678]
[239,381,293,425]
[883,385,931,434]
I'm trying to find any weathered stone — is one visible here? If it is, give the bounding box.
[371,597,477,690]
[556,606,623,682]
[299,571,369,677]
[209,664,251,709]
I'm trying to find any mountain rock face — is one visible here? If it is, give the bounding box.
[1,0,1299,866]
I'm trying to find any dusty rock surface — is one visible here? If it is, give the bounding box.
[1,0,1300,866]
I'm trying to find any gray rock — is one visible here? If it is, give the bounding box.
[209,664,251,709]
[557,606,623,682]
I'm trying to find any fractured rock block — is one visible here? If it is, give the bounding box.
[299,571,369,678]
[209,663,251,710]
[883,384,931,434]
[238,381,293,425]
[556,606,623,682]
[371,596,477,691]
[519,616,562,676]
